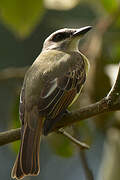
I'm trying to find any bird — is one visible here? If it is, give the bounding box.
[11,26,92,179]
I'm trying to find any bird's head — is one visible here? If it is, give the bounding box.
[42,26,92,52]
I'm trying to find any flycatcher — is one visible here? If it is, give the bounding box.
[11,26,92,179]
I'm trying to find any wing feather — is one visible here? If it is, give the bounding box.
[39,59,86,134]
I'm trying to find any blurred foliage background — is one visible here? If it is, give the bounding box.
[0,0,120,179]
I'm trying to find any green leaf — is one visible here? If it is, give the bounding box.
[101,0,118,13]
[0,0,44,38]
[47,133,75,158]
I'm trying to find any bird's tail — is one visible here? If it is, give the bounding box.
[11,112,43,179]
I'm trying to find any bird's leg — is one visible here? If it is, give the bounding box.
[57,128,90,149]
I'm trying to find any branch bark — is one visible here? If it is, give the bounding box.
[0,128,21,146]
[0,64,120,146]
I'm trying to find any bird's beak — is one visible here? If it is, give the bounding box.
[73,26,92,38]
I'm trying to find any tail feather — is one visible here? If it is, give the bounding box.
[31,128,41,175]
[11,153,23,179]
[11,116,43,179]
[21,123,37,174]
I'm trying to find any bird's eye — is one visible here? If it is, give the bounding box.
[52,33,64,42]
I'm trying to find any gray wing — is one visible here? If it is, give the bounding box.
[38,60,86,135]
[19,56,86,135]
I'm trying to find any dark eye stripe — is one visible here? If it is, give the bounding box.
[51,32,73,42]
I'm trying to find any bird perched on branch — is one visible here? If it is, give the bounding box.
[11,26,92,179]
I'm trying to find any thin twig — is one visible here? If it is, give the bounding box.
[57,128,89,149]
[73,126,94,180]
[80,150,94,180]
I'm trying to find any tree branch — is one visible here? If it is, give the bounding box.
[0,67,28,80]
[0,128,21,146]
[0,64,120,146]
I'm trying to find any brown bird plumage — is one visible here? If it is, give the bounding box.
[11,26,91,179]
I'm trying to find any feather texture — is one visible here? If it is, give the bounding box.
[11,49,88,179]
[39,57,86,135]
[11,87,43,179]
